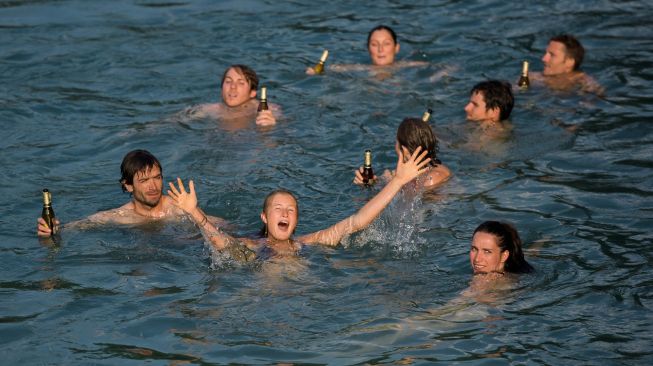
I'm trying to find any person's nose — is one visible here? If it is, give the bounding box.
[542,53,548,63]
[464,103,471,113]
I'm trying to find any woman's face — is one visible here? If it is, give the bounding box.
[221,67,257,107]
[368,29,399,66]
[261,193,298,241]
[470,231,509,274]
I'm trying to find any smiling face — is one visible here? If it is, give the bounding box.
[470,231,509,274]
[125,165,163,209]
[221,67,257,107]
[260,192,298,241]
[368,29,400,66]
[464,91,499,123]
[541,41,575,76]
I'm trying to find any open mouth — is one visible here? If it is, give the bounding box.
[277,220,289,231]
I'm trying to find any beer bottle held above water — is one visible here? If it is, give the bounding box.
[313,50,329,74]
[41,188,57,235]
[257,86,268,112]
[517,60,530,89]
[422,108,433,123]
[362,149,374,187]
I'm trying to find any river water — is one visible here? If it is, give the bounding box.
[1,0,652,364]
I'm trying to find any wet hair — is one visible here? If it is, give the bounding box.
[473,221,534,274]
[119,149,162,192]
[220,64,259,92]
[550,34,584,71]
[396,118,440,166]
[470,80,514,121]
[258,189,298,238]
[367,25,398,46]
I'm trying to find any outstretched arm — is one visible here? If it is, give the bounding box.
[300,146,431,246]
[167,178,233,250]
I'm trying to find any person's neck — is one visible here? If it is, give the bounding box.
[223,99,256,112]
[132,198,166,219]
[267,236,294,250]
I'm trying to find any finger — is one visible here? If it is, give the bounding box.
[189,180,195,196]
[410,145,424,160]
[168,181,179,196]
[176,177,187,194]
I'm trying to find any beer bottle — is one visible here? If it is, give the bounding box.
[422,108,433,123]
[362,149,374,187]
[517,60,530,89]
[257,86,268,112]
[41,189,57,235]
[313,49,329,74]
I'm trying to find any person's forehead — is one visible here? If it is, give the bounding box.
[225,68,247,80]
[471,91,486,102]
[135,165,160,178]
[472,231,498,247]
[270,193,297,206]
[548,41,567,54]
[370,29,393,41]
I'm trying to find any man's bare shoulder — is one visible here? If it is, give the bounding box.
[86,202,139,225]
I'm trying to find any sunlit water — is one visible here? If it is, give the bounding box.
[1,0,652,364]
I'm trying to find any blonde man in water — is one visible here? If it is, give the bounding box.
[192,64,280,127]
[168,147,431,260]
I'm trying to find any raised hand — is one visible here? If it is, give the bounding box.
[37,217,60,237]
[353,166,377,186]
[256,110,277,126]
[167,178,198,214]
[394,146,431,185]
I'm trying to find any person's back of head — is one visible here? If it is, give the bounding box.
[473,221,534,274]
[396,118,440,166]
[120,149,162,192]
[470,80,514,121]
[221,64,259,91]
[550,34,584,71]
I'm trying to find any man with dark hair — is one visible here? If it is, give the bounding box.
[464,80,514,125]
[191,64,280,127]
[37,149,223,236]
[535,34,603,95]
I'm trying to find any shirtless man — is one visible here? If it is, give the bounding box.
[531,34,603,95]
[191,64,280,127]
[464,80,514,127]
[36,149,222,236]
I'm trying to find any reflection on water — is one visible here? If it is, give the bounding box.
[1,0,653,364]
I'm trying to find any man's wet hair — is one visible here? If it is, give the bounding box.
[470,80,514,121]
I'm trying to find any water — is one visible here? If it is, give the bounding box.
[1,0,652,364]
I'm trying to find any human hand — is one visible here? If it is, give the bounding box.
[167,178,198,214]
[37,217,60,237]
[353,166,377,186]
[305,67,316,75]
[256,109,277,126]
[393,146,431,185]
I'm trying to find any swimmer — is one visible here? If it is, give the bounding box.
[530,34,604,96]
[305,25,429,75]
[469,220,534,278]
[464,80,514,128]
[36,149,225,236]
[353,117,451,190]
[190,64,280,126]
[168,147,431,260]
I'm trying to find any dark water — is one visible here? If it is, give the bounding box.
[1,0,652,364]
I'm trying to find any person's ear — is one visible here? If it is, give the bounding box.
[564,57,576,72]
[394,43,400,54]
[123,181,134,193]
[260,212,268,225]
[488,107,501,121]
[500,250,509,265]
[250,89,257,99]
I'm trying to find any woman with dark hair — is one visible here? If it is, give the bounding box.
[354,117,451,190]
[306,25,427,75]
[168,147,431,261]
[470,221,534,275]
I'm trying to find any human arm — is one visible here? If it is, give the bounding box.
[167,178,234,250]
[300,146,431,246]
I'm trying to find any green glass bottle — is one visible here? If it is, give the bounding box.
[362,150,374,187]
[517,60,530,89]
[257,86,268,112]
[41,189,57,235]
[313,49,329,74]
[422,108,433,122]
